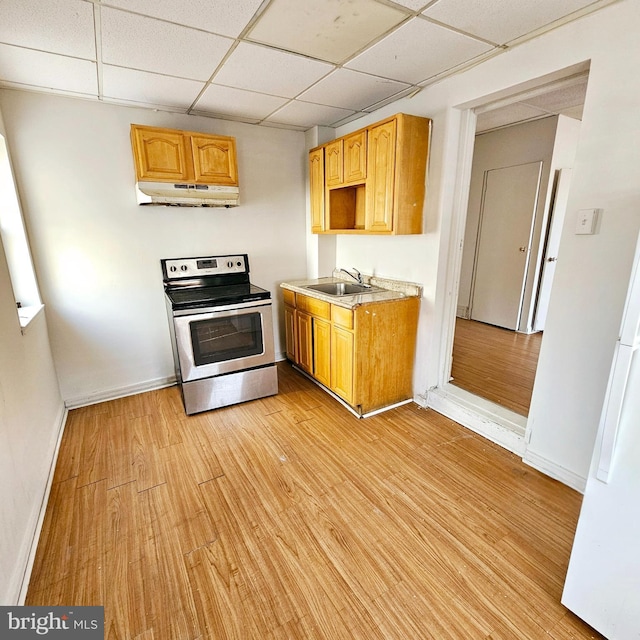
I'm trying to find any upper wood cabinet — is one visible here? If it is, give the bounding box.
[325,131,367,187]
[309,113,431,235]
[130,124,238,186]
[325,139,343,186]
[343,131,367,184]
[190,134,238,185]
[309,147,325,234]
[366,119,397,233]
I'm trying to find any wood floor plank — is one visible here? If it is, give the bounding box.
[451,318,542,415]
[137,484,200,640]
[26,362,603,639]
[103,482,149,639]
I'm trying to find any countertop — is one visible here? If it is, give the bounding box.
[280,271,422,309]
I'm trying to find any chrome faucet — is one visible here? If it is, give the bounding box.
[339,268,370,287]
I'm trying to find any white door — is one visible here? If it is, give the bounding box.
[533,168,572,331]
[470,161,542,330]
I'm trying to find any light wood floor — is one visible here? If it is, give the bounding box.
[451,318,543,416]
[26,363,602,639]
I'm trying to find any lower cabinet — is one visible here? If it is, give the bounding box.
[283,289,419,415]
[331,324,354,405]
[313,317,332,388]
[296,311,313,373]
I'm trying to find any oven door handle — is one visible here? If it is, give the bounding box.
[172,299,272,317]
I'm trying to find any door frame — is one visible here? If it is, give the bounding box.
[428,65,589,454]
[427,108,530,456]
[533,167,572,331]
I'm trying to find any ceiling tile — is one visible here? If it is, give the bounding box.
[423,0,601,45]
[101,7,233,80]
[247,0,409,64]
[297,68,411,111]
[192,84,290,120]
[265,100,355,128]
[346,17,493,84]
[103,0,265,38]
[0,44,97,95]
[0,0,95,59]
[102,66,205,109]
[212,42,334,98]
[0,0,601,131]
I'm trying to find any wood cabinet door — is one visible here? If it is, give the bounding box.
[365,119,397,232]
[313,318,331,387]
[190,135,238,185]
[331,325,354,404]
[325,140,343,186]
[131,126,191,182]
[344,131,366,184]
[309,148,325,233]
[296,312,313,373]
[284,305,297,362]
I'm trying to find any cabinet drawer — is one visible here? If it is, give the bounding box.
[331,305,353,329]
[283,288,296,307]
[296,294,330,319]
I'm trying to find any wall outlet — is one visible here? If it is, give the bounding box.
[575,208,600,235]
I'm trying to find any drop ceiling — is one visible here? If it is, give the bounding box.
[0,0,614,131]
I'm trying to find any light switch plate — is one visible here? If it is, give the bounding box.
[576,208,600,235]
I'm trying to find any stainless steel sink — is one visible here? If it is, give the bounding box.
[305,282,382,296]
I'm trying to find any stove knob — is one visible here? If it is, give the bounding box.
[227,261,233,268]
[180,265,188,271]
[237,261,242,267]
[169,266,177,272]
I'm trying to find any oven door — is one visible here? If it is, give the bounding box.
[173,302,275,382]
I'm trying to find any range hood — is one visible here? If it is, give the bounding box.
[135,181,239,207]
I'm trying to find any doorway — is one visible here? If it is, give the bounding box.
[451,317,543,415]
[440,68,588,429]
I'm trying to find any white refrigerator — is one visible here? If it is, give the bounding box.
[562,232,640,638]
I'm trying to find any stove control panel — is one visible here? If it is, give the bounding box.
[163,255,248,279]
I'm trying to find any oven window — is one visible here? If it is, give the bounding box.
[190,312,264,366]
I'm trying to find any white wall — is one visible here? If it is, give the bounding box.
[325,0,640,486]
[0,113,64,604]
[0,92,308,406]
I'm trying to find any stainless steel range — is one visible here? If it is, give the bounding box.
[161,254,277,415]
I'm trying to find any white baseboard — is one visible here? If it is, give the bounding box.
[64,375,176,409]
[17,401,68,604]
[522,449,587,493]
[424,384,527,456]
[64,359,293,410]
